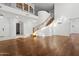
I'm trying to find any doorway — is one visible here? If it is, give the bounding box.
[16,23,20,35]
[16,22,24,35]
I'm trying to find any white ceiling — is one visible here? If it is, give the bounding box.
[34,3,54,15]
[34,3,54,11]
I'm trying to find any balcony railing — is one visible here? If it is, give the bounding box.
[2,3,34,14]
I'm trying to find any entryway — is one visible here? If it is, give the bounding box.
[16,22,24,36]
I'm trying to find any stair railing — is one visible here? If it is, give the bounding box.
[32,16,54,36]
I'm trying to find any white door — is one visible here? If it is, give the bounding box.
[0,20,4,36]
[3,22,9,36]
[0,19,9,37]
[71,20,79,33]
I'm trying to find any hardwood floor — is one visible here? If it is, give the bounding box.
[70,33,79,56]
[0,35,78,56]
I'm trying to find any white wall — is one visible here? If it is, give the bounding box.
[0,16,17,38]
[55,3,79,19]
[23,18,39,36]
[9,18,16,37]
[0,17,9,37]
[70,18,79,33]
[54,3,79,36]
[52,17,70,36]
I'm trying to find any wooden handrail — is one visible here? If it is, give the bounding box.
[33,16,54,33]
